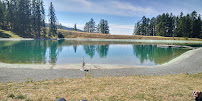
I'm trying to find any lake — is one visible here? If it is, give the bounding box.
[0,39,195,66]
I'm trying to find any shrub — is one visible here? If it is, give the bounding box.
[7,94,15,98]
[185,37,188,40]
[58,32,64,38]
[16,94,26,99]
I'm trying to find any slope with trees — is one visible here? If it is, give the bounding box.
[0,0,58,38]
[134,11,202,39]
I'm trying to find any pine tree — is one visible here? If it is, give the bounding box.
[48,2,57,37]
[73,23,77,31]
[40,0,46,37]
[7,0,17,31]
[89,18,95,33]
[134,10,201,38]
[97,19,109,34]
[134,21,141,35]
[31,0,37,34]
[0,1,6,30]
[0,0,4,29]
[35,0,42,37]
[190,11,197,38]
[150,17,156,36]
[84,18,95,33]
[84,22,89,32]
[16,0,32,36]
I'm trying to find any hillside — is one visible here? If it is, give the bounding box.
[1,28,202,41]
[45,23,83,32]
[59,29,202,41]
[0,29,22,38]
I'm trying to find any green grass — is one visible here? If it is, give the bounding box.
[0,73,202,100]
[0,29,22,38]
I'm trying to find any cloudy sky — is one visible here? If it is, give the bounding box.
[43,0,202,35]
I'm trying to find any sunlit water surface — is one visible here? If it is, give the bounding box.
[0,40,193,66]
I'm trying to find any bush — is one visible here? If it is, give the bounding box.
[58,32,64,38]
[184,37,188,40]
[7,94,15,98]
[16,94,26,99]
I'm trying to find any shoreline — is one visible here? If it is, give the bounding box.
[0,48,202,83]
[1,38,202,44]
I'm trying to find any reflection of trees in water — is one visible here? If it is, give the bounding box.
[49,41,59,65]
[73,45,77,53]
[83,45,109,58]
[133,45,187,64]
[83,45,96,58]
[0,40,47,64]
[0,40,64,64]
[96,45,109,58]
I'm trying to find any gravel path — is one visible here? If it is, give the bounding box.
[0,48,202,83]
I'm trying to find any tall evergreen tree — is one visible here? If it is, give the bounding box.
[31,0,37,34]
[84,18,95,33]
[97,19,109,34]
[84,22,89,32]
[35,0,42,37]
[133,21,141,35]
[16,0,32,36]
[73,23,77,31]
[0,0,4,29]
[150,17,156,36]
[7,0,17,31]
[140,16,147,35]
[190,11,197,38]
[40,0,46,37]
[48,2,57,37]
[134,11,202,38]
[0,1,6,29]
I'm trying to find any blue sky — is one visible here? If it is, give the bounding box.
[43,0,202,35]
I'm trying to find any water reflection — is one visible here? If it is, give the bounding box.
[83,45,96,58]
[0,40,191,65]
[0,40,64,65]
[49,40,63,65]
[96,45,109,58]
[133,45,188,64]
[83,45,109,58]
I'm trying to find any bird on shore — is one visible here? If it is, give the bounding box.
[80,56,89,72]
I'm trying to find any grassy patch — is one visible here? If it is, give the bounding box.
[0,73,202,100]
[0,29,22,38]
[15,94,26,99]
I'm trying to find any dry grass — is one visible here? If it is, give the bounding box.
[0,73,202,101]
[59,29,202,41]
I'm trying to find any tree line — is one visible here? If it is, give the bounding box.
[134,11,202,38]
[0,0,58,38]
[84,18,110,34]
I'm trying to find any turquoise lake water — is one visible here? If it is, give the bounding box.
[0,40,192,66]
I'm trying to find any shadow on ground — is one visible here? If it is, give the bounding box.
[0,31,11,38]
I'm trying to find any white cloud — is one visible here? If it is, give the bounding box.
[60,22,84,30]
[109,24,134,35]
[71,0,92,7]
[110,1,156,16]
[44,0,157,17]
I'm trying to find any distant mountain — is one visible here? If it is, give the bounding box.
[45,23,83,32]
